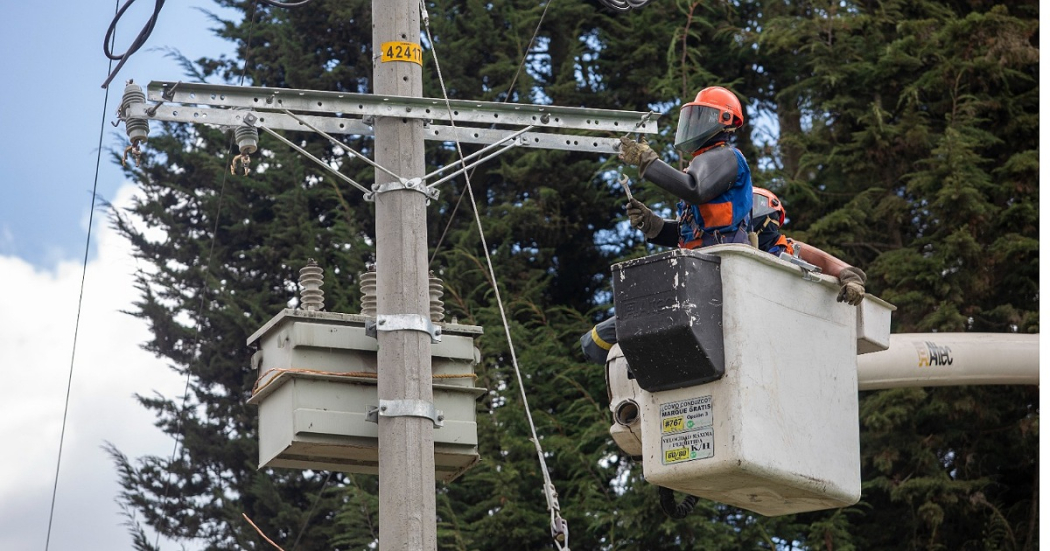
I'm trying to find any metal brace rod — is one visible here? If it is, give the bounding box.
[279,108,401,182]
[147,81,661,135]
[126,103,628,154]
[423,125,534,181]
[256,124,372,195]
[366,399,445,428]
[426,141,519,190]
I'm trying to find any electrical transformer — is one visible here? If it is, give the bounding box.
[247,307,484,483]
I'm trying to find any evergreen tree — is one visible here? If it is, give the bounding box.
[109,0,1037,549]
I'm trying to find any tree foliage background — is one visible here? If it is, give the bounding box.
[109,0,1038,549]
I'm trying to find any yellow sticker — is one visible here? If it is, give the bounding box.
[380,41,423,66]
[664,447,689,463]
[662,416,685,433]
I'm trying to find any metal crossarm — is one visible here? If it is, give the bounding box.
[139,81,660,154]
[147,81,659,133]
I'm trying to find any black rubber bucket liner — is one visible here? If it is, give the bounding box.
[611,249,724,392]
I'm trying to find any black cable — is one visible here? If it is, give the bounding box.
[658,486,698,519]
[152,3,261,547]
[428,0,555,267]
[290,471,334,550]
[101,0,166,89]
[46,3,121,548]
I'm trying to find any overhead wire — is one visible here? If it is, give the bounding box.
[149,2,265,547]
[419,2,570,548]
[427,0,556,266]
[102,0,166,89]
[45,3,122,549]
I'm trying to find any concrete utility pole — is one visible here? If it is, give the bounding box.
[120,28,656,551]
[371,4,435,550]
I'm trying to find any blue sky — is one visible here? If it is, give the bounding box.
[0,2,236,549]
[0,1,236,269]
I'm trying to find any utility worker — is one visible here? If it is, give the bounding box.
[581,187,868,364]
[750,187,866,305]
[581,86,753,364]
[618,86,753,248]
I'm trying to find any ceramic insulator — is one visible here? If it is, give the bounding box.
[428,271,445,322]
[235,124,259,155]
[298,259,324,311]
[359,267,377,318]
[121,81,149,144]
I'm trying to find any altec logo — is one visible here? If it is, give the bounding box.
[915,341,954,367]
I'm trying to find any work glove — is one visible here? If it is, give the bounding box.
[837,266,866,306]
[619,136,658,175]
[626,198,664,239]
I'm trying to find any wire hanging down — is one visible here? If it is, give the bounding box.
[101,0,166,89]
[421,7,571,550]
[101,0,316,88]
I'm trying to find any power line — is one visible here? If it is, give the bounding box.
[420,6,570,548]
[428,0,556,266]
[152,3,262,548]
[102,0,166,89]
[46,2,121,548]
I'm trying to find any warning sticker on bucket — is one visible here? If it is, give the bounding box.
[659,395,713,434]
[661,427,714,464]
[659,395,713,465]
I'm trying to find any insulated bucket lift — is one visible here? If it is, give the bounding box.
[606,245,894,516]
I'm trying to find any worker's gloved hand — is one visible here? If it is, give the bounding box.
[619,136,658,175]
[626,198,664,239]
[837,266,866,306]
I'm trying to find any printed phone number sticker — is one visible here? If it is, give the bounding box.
[659,395,713,434]
[661,427,714,464]
[380,41,423,66]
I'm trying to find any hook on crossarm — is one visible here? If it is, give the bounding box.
[122,141,144,167]
[230,152,252,176]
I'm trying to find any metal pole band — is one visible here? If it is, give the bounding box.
[366,313,442,342]
[366,399,445,427]
[365,178,439,203]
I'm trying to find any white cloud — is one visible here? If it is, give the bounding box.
[0,184,193,550]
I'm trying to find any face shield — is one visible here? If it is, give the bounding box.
[752,195,779,224]
[674,104,726,154]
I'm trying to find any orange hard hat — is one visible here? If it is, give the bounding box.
[752,188,786,227]
[687,86,744,128]
[674,86,745,153]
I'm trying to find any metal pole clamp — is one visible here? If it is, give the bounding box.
[366,399,445,427]
[365,313,442,342]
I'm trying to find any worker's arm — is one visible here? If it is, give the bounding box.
[793,240,866,305]
[642,147,738,205]
[792,240,851,278]
[626,199,679,247]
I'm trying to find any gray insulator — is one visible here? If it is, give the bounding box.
[429,271,445,322]
[121,82,149,144]
[235,124,259,155]
[358,267,444,321]
[359,268,377,318]
[298,259,325,311]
